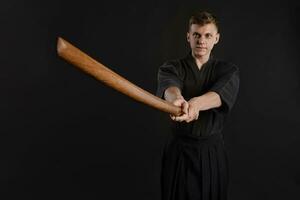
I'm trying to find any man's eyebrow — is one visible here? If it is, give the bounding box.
[192,32,213,35]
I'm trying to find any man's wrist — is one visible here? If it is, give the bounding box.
[195,96,204,111]
[164,87,183,103]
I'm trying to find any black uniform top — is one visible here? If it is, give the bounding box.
[156,52,240,137]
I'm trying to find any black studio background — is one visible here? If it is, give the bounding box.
[1,0,299,199]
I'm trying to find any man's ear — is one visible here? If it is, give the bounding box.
[187,32,190,42]
[215,33,220,44]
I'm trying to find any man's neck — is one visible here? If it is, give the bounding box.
[192,52,210,69]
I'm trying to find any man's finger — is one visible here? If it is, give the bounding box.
[185,112,197,123]
[182,101,189,114]
[170,114,176,120]
[186,115,193,123]
[175,114,189,122]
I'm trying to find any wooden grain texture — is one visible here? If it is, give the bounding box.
[57,37,182,116]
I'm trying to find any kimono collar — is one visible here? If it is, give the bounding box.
[185,51,214,71]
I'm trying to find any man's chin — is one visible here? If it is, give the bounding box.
[194,51,207,57]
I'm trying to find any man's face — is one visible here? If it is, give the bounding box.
[187,23,220,58]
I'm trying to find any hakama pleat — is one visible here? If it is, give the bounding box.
[161,133,229,200]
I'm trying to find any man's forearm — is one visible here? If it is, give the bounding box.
[195,91,222,111]
[164,86,183,103]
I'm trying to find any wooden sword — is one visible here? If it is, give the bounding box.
[56,37,182,116]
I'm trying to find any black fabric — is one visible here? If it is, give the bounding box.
[209,62,240,114]
[156,52,239,200]
[156,52,240,137]
[161,133,229,200]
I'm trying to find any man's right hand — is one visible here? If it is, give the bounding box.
[164,87,189,122]
[169,97,189,122]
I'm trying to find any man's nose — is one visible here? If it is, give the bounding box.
[197,38,205,44]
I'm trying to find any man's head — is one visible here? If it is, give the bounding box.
[187,11,220,59]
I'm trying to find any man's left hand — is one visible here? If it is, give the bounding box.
[185,97,201,123]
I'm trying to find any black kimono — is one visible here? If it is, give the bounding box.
[156,52,240,200]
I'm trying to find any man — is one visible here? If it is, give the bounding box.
[156,11,240,200]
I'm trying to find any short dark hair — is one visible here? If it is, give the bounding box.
[188,11,219,32]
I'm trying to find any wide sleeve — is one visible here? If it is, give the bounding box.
[209,63,240,114]
[156,60,184,99]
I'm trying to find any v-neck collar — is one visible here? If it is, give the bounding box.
[185,51,214,73]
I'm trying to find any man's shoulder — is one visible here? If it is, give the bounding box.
[162,56,186,66]
[162,53,194,68]
[160,57,187,71]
